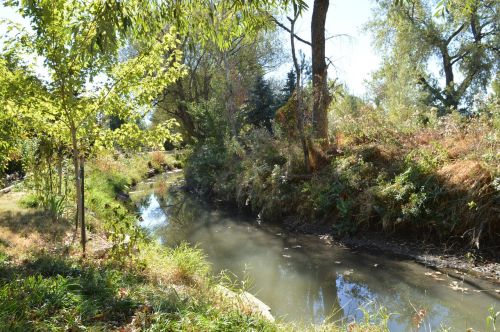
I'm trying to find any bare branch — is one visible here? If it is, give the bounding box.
[269,15,312,46]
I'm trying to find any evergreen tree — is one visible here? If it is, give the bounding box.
[282,69,296,101]
[246,75,276,131]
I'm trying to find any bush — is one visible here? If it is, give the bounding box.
[185,103,499,247]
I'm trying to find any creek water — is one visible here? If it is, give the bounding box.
[131,172,499,331]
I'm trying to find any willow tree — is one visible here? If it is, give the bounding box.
[369,0,499,112]
[150,0,307,139]
[4,0,184,254]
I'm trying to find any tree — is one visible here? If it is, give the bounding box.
[369,0,500,112]
[246,74,276,131]
[288,1,311,172]
[282,69,297,102]
[152,1,288,142]
[311,0,331,142]
[0,53,50,184]
[4,0,184,254]
[150,0,306,140]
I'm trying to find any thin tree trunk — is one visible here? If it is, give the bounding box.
[47,154,53,196]
[80,155,86,256]
[57,146,63,196]
[289,6,310,173]
[311,0,331,143]
[223,51,238,137]
[71,126,85,255]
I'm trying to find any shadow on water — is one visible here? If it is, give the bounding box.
[131,173,500,331]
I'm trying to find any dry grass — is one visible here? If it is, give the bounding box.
[0,192,68,259]
[437,160,491,190]
[0,191,114,260]
[149,150,168,167]
[93,153,125,174]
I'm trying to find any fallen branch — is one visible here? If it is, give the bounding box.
[0,183,17,195]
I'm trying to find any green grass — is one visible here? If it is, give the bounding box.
[0,151,394,331]
[0,248,283,332]
[0,250,392,331]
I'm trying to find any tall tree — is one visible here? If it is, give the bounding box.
[311,0,331,142]
[246,74,276,131]
[369,0,500,112]
[282,69,297,101]
[289,2,311,172]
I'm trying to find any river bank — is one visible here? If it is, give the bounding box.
[133,172,500,330]
[1,152,402,331]
[275,214,500,283]
[183,181,499,285]
[184,113,499,285]
[0,153,278,331]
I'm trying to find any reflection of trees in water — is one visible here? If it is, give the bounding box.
[136,181,493,330]
[335,272,474,331]
[268,259,344,324]
[154,191,197,245]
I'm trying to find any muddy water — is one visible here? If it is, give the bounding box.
[131,173,499,331]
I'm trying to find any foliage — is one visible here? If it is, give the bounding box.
[85,152,179,259]
[367,0,500,112]
[1,0,188,252]
[244,74,278,132]
[186,99,499,246]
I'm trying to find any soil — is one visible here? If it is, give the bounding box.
[337,234,500,284]
[287,220,499,284]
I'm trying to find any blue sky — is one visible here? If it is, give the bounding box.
[273,0,380,97]
[0,0,381,96]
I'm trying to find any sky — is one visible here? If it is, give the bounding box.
[0,0,382,97]
[273,0,381,97]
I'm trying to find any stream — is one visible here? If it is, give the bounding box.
[131,172,499,331]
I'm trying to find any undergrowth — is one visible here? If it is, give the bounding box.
[185,107,499,249]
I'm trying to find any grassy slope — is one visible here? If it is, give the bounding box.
[185,111,499,251]
[0,151,388,332]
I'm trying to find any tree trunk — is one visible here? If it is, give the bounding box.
[80,155,86,256]
[57,147,63,196]
[311,0,331,143]
[174,80,199,141]
[47,154,53,195]
[223,51,238,137]
[440,46,459,111]
[71,127,85,255]
[289,5,311,173]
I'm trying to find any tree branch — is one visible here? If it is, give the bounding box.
[417,75,446,103]
[450,50,470,66]
[269,15,312,46]
[446,24,465,45]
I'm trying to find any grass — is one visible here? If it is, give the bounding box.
[0,150,395,331]
[0,247,393,331]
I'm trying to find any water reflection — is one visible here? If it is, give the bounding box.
[131,174,500,331]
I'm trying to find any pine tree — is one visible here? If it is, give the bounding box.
[282,69,296,101]
[246,75,276,131]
